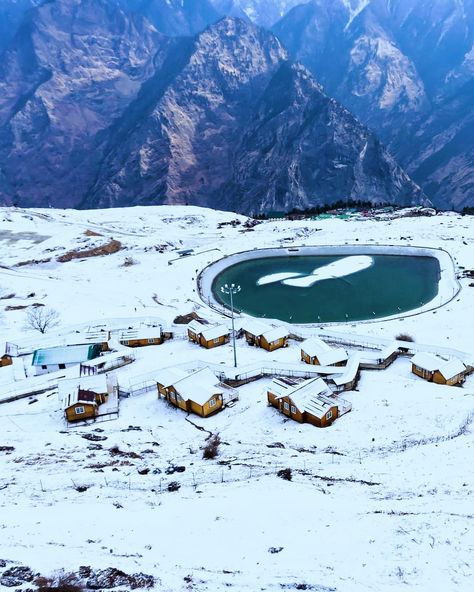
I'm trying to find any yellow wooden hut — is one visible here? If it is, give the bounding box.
[240,321,289,351]
[301,337,348,366]
[0,354,12,367]
[61,375,109,422]
[156,366,237,417]
[267,376,339,428]
[240,320,272,347]
[187,320,230,349]
[411,353,467,386]
[118,327,162,347]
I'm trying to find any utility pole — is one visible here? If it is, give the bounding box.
[220,283,241,368]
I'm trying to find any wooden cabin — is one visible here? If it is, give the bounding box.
[411,353,467,386]
[187,320,230,349]
[240,320,272,347]
[260,327,290,352]
[157,366,237,417]
[61,375,110,422]
[241,321,289,351]
[301,337,348,367]
[267,376,339,428]
[32,343,103,375]
[118,327,162,348]
[0,354,12,367]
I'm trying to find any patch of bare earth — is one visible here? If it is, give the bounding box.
[57,240,122,263]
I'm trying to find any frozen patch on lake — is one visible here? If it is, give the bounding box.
[256,272,303,286]
[283,256,374,287]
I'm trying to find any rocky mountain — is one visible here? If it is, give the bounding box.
[0,0,43,54]
[208,0,304,27]
[273,0,474,209]
[119,0,221,36]
[0,1,424,213]
[0,0,165,208]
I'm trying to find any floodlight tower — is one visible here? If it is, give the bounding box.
[220,283,241,368]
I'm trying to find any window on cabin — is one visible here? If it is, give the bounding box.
[75,406,85,415]
[58,363,66,370]
[170,392,176,400]
[41,365,47,370]
[283,402,289,411]
[291,405,296,414]
[209,398,216,407]
[148,338,155,344]
[213,338,220,344]
[326,410,333,420]
[122,340,129,345]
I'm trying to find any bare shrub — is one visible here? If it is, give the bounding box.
[395,333,415,342]
[25,306,60,333]
[167,481,181,492]
[277,468,292,481]
[121,256,137,267]
[202,433,221,460]
[35,569,84,592]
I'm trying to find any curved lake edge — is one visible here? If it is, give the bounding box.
[198,245,460,326]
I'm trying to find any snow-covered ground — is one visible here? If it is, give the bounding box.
[0,205,473,591]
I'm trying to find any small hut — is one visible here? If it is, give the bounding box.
[187,321,229,349]
[118,327,162,347]
[411,353,467,386]
[301,337,348,367]
[61,375,111,422]
[0,354,12,367]
[240,321,289,351]
[267,377,339,427]
[157,366,237,417]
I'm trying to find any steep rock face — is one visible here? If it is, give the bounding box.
[0,0,42,54]
[0,0,164,207]
[209,0,304,27]
[273,0,474,208]
[273,0,429,140]
[119,0,221,36]
[222,62,423,213]
[404,79,474,211]
[0,5,425,213]
[83,17,424,212]
[83,17,291,209]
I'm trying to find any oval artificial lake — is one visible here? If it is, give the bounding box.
[202,247,455,324]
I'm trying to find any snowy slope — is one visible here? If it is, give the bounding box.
[0,205,473,591]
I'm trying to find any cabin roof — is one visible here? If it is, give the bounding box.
[261,326,289,343]
[412,353,465,379]
[301,338,347,365]
[173,367,223,406]
[32,344,100,366]
[187,320,207,334]
[118,327,161,340]
[156,367,188,388]
[200,324,229,341]
[332,353,360,387]
[63,388,97,409]
[271,377,336,419]
[60,375,108,408]
[239,319,271,337]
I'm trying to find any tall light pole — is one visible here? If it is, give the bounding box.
[221,283,241,368]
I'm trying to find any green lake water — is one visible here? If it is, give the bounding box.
[212,255,440,323]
